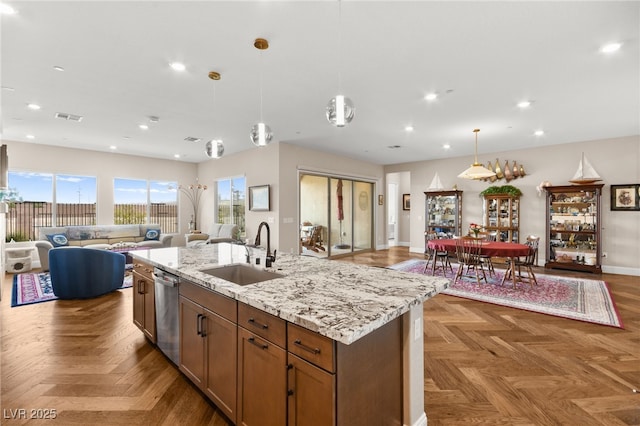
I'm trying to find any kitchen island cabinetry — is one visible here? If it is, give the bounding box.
[237,304,287,426]
[179,280,238,423]
[132,260,155,343]
[131,244,448,426]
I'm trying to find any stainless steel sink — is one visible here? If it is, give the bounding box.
[199,264,283,286]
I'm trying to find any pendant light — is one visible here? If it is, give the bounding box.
[326,0,355,127]
[250,38,273,147]
[457,129,497,180]
[205,71,224,159]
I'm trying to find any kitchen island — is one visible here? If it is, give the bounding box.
[131,243,449,426]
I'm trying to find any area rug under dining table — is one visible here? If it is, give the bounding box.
[11,266,133,307]
[388,259,623,329]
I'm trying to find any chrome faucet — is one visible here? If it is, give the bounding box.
[255,221,276,267]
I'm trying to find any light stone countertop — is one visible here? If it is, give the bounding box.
[130,243,450,345]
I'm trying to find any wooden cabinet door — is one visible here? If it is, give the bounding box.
[237,327,286,426]
[141,275,155,341]
[287,354,335,426]
[204,308,237,424]
[132,274,145,331]
[179,296,205,388]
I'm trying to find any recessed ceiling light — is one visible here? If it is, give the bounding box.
[387,145,402,149]
[443,143,450,150]
[601,43,622,53]
[2,86,15,91]
[174,154,181,158]
[53,66,65,71]
[170,62,186,72]
[517,101,531,108]
[122,136,131,140]
[109,145,117,150]
[139,124,149,130]
[405,125,414,132]
[425,93,438,101]
[534,130,545,136]
[0,3,17,14]
[27,103,41,110]
[26,134,35,140]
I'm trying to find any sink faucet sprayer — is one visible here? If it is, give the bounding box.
[255,221,276,267]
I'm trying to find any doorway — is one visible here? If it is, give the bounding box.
[299,173,374,258]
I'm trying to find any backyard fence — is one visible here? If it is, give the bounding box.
[5,201,178,241]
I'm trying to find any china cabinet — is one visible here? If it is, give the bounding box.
[545,184,603,273]
[424,190,463,238]
[483,194,520,242]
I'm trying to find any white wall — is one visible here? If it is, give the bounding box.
[277,142,386,253]
[385,135,640,275]
[196,142,280,248]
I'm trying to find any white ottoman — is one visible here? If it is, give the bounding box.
[6,255,32,273]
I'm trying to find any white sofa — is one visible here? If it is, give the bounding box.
[35,224,174,271]
[185,223,239,247]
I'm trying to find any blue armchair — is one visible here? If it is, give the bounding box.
[49,247,126,299]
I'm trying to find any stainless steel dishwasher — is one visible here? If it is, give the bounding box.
[153,268,180,365]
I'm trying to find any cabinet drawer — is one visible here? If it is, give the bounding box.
[238,303,286,348]
[133,261,154,279]
[288,323,335,373]
[180,280,237,323]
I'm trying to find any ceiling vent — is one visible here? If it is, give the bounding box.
[55,112,83,122]
[184,137,202,143]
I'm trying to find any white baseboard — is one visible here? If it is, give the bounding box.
[602,265,640,276]
[406,412,427,426]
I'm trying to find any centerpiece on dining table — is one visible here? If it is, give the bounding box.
[469,223,484,238]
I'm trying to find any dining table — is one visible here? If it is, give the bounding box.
[427,238,532,288]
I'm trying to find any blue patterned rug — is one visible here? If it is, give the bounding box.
[11,269,133,307]
[388,259,623,329]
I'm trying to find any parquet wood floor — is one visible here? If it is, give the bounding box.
[1,247,638,425]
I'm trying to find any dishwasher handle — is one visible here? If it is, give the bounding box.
[153,268,180,287]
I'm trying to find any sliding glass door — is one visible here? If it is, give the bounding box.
[299,173,373,257]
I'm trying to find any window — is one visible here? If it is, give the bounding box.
[5,171,97,241]
[114,178,177,232]
[55,174,97,226]
[217,176,246,237]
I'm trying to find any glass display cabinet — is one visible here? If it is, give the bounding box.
[483,194,520,242]
[424,190,463,238]
[545,184,603,273]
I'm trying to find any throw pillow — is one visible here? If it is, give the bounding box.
[144,229,161,241]
[46,233,69,247]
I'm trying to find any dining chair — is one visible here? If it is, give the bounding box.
[478,231,497,277]
[453,236,487,285]
[423,231,452,276]
[502,235,540,288]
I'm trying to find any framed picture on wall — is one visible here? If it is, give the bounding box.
[402,194,410,210]
[610,184,639,211]
[249,185,270,211]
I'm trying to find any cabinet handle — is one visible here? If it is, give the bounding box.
[248,336,268,350]
[247,317,269,329]
[200,314,207,338]
[196,314,203,336]
[137,279,145,294]
[287,389,294,396]
[294,339,320,355]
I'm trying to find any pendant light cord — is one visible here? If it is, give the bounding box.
[337,0,343,93]
[259,50,264,122]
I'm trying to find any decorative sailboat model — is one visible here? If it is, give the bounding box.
[569,153,602,184]
[426,172,444,191]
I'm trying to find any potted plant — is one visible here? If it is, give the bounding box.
[479,185,523,197]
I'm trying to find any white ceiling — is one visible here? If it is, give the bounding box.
[1,1,638,165]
